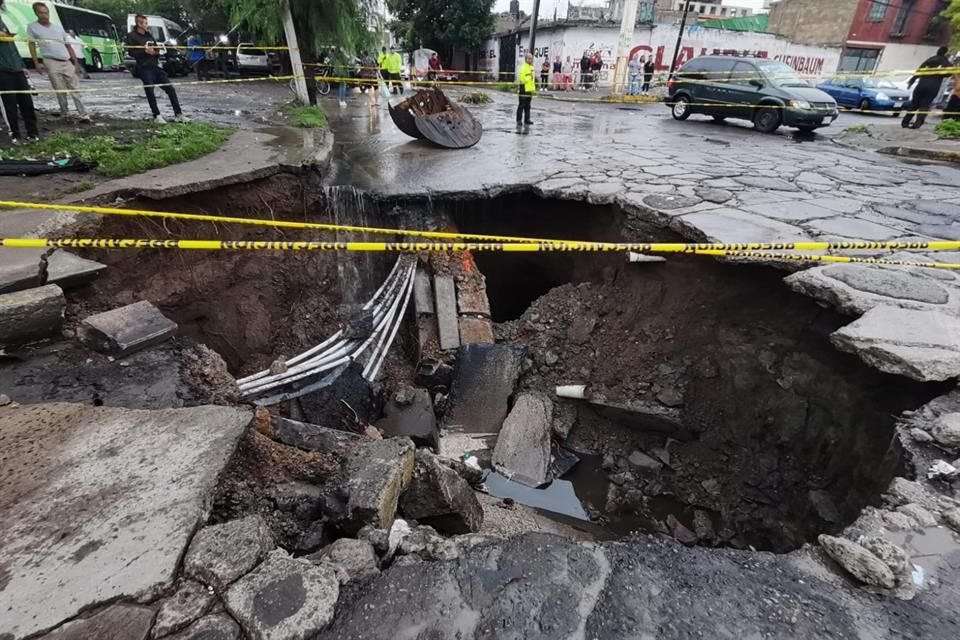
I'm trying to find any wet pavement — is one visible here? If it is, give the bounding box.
[26,70,290,127]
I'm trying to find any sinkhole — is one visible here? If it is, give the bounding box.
[73,179,945,553]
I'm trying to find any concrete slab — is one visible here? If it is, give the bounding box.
[492,393,553,488]
[45,249,108,290]
[443,343,525,435]
[0,403,251,639]
[413,268,434,316]
[75,128,331,202]
[0,283,64,347]
[433,275,460,351]
[376,386,439,448]
[78,300,178,356]
[831,306,960,382]
[0,247,43,294]
[41,603,155,640]
[458,316,495,345]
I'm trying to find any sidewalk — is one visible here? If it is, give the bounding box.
[833,120,960,163]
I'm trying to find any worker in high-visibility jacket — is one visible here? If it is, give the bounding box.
[387,46,404,95]
[516,52,535,126]
[378,46,388,75]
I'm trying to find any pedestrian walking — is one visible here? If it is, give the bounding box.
[552,55,562,91]
[334,53,350,108]
[516,52,534,126]
[642,58,654,96]
[627,55,640,96]
[562,56,573,91]
[579,52,590,91]
[124,14,184,122]
[27,2,89,121]
[65,29,90,78]
[902,46,952,129]
[0,0,38,142]
[539,59,549,92]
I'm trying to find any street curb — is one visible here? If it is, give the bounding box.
[878,145,960,164]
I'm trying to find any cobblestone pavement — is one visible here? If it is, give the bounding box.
[326,88,960,383]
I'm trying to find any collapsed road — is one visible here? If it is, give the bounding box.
[0,89,959,640]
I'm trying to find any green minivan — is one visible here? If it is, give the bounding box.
[666,56,839,134]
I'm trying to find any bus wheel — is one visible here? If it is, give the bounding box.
[92,51,103,71]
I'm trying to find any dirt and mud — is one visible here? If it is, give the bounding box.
[53,184,949,554]
[68,174,410,379]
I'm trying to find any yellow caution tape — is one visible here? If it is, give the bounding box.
[694,249,960,269]
[2,237,960,269]
[3,200,960,253]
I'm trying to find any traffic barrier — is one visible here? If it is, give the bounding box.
[3,200,960,254]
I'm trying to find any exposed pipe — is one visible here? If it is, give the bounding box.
[237,256,407,386]
[239,258,416,399]
[364,264,417,382]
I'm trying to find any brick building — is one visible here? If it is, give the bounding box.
[767,0,952,73]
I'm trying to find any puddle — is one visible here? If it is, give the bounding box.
[484,472,589,520]
[885,525,960,584]
[480,455,667,536]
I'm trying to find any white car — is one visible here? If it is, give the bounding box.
[236,43,268,72]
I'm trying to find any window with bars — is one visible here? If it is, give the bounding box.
[867,0,887,21]
[891,0,914,34]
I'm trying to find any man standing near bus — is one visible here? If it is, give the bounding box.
[27,2,89,121]
[124,14,184,123]
[0,0,39,142]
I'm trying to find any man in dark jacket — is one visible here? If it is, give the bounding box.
[0,0,38,142]
[124,14,183,122]
[902,46,952,129]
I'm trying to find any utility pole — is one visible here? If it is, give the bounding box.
[282,0,309,105]
[668,0,692,79]
[612,0,641,95]
[528,0,541,56]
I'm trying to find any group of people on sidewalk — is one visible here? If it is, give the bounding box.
[1,2,184,143]
[532,52,654,95]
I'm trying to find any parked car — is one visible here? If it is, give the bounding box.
[666,55,839,134]
[235,43,285,75]
[816,77,910,115]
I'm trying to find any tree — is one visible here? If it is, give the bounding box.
[945,0,960,49]
[214,0,377,59]
[387,0,495,56]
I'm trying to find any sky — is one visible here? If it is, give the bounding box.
[492,0,767,15]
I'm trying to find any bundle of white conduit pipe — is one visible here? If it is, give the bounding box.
[237,254,417,406]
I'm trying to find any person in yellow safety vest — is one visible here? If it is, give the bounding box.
[387,46,404,95]
[378,46,388,74]
[516,52,535,126]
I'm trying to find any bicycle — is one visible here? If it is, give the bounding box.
[288,64,332,98]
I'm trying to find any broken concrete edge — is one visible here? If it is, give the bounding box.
[28,126,333,222]
[0,403,256,640]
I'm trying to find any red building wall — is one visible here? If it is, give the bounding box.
[847,0,951,45]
